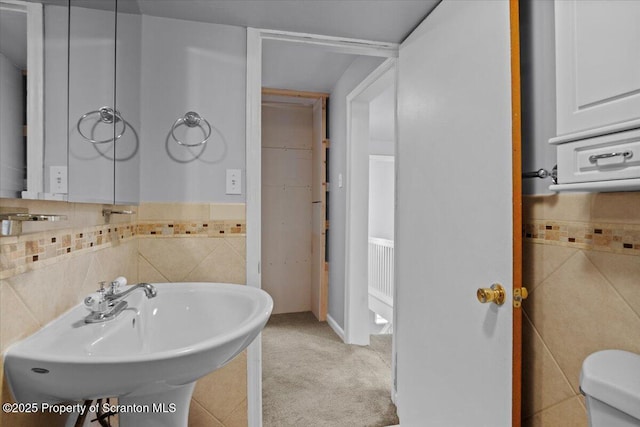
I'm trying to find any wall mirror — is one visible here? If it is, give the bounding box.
[0,0,140,205]
[67,0,117,203]
[68,0,140,205]
[0,0,68,200]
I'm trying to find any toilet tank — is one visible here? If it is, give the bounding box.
[581,350,640,427]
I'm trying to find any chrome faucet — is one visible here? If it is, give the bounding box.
[106,282,157,302]
[84,280,157,323]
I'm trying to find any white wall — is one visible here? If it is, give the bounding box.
[520,0,556,195]
[367,85,395,241]
[368,82,395,156]
[327,55,385,328]
[369,138,393,156]
[140,16,246,203]
[0,53,24,198]
[368,156,394,240]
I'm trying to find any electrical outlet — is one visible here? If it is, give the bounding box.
[50,166,68,194]
[226,169,242,195]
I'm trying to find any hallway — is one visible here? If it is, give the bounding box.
[262,312,397,427]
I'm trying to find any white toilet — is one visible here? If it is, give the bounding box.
[580,350,640,427]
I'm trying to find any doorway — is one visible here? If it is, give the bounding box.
[246,28,399,424]
[260,88,328,318]
[344,61,396,347]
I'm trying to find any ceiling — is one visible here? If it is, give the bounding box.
[67,0,439,94]
[135,0,440,102]
[262,39,359,93]
[135,1,439,94]
[137,0,439,43]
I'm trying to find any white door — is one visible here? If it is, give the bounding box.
[395,0,520,425]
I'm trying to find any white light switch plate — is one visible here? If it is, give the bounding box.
[226,169,242,195]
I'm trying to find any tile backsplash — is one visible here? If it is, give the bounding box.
[1,223,137,279]
[1,219,246,280]
[0,200,248,427]
[523,219,640,254]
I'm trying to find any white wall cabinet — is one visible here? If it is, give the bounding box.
[552,128,640,192]
[67,2,141,205]
[553,0,640,141]
[551,0,640,191]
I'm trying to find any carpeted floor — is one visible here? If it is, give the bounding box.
[262,312,398,427]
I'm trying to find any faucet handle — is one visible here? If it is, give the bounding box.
[83,295,95,309]
[84,287,106,311]
[110,280,120,295]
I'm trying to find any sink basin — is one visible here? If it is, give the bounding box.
[4,282,273,426]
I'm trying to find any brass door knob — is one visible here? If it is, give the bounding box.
[477,283,505,305]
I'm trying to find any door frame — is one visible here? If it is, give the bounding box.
[509,0,523,423]
[344,59,396,346]
[246,28,398,426]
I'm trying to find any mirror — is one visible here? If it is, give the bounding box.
[114,0,141,205]
[0,0,68,200]
[67,0,117,203]
[67,0,140,205]
[0,0,140,205]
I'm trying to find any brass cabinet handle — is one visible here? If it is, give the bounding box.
[477,283,505,305]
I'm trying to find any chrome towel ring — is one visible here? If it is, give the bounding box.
[77,107,126,144]
[171,111,212,147]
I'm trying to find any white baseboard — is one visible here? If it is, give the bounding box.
[326,314,346,342]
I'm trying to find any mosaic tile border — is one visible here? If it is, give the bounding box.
[0,220,246,279]
[523,220,640,255]
[137,220,246,237]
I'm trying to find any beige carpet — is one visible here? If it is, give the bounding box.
[262,312,398,427]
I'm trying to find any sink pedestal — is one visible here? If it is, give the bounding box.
[118,383,196,427]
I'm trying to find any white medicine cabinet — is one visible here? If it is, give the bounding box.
[550,0,640,192]
[0,0,140,205]
[68,0,141,204]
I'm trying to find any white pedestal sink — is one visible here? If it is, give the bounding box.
[4,282,273,426]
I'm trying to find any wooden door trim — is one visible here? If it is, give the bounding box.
[510,0,523,425]
[262,87,329,99]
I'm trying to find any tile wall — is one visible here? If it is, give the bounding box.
[0,200,247,427]
[137,203,247,427]
[6,193,635,426]
[522,192,640,426]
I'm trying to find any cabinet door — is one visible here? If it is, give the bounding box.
[114,5,141,205]
[68,0,116,203]
[555,0,640,138]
